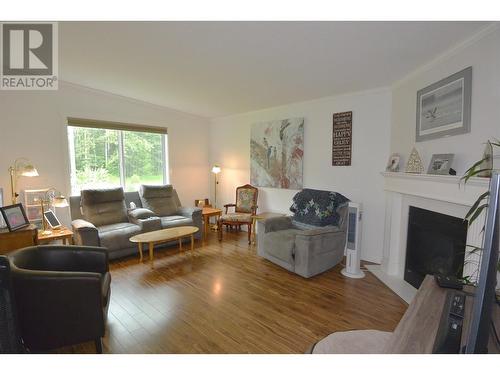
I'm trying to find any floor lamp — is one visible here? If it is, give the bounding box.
[8,158,39,204]
[211,165,221,208]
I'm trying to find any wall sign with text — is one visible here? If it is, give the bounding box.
[332,111,352,166]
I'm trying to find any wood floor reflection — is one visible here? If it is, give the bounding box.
[56,231,407,353]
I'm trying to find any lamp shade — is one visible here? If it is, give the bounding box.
[19,164,39,177]
[52,195,69,208]
[211,165,221,174]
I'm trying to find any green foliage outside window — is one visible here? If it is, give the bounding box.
[69,126,166,193]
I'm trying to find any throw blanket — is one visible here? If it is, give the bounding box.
[290,189,349,227]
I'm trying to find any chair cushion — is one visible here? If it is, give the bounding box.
[263,228,301,263]
[98,222,142,252]
[236,188,256,213]
[81,188,128,227]
[160,215,193,228]
[290,189,349,227]
[140,185,178,216]
[311,330,392,354]
[220,213,252,223]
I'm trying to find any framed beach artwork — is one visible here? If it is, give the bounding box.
[416,67,472,142]
[250,117,304,190]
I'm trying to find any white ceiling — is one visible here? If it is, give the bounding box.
[60,21,491,118]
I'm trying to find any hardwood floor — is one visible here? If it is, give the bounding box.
[57,231,408,354]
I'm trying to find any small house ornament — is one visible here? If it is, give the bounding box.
[406,147,424,174]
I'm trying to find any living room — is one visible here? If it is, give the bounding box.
[1,1,499,373]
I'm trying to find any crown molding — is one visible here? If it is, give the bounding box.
[392,22,500,89]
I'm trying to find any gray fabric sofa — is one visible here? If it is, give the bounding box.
[257,189,349,278]
[70,186,202,260]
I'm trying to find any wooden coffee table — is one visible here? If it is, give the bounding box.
[201,207,222,239]
[129,226,199,262]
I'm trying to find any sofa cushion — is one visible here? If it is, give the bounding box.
[220,213,252,222]
[263,229,301,264]
[81,188,128,227]
[160,215,193,228]
[290,189,349,227]
[140,185,178,216]
[98,222,142,252]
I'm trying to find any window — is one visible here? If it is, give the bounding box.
[67,119,168,195]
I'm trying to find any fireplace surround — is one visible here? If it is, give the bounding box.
[366,172,489,303]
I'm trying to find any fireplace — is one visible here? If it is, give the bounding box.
[404,206,468,289]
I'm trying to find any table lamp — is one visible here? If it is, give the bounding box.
[211,165,221,208]
[9,158,39,204]
[38,188,69,235]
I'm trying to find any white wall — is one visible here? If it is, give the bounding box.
[391,26,500,174]
[210,88,392,263]
[0,81,210,226]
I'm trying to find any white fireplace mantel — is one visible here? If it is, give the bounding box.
[367,172,489,303]
[381,171,489,206]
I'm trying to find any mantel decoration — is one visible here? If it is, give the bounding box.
[250,117,304,189]
[427,153,454,175]
[478,141,493,177]
[332,111,353,166]
[416,67,472,142]
[385,153,401,172]
[462,139,500,283]
[405,147,424,174]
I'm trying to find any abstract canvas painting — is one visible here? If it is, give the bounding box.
[250,118,304,189]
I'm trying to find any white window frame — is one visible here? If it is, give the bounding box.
[67,123,169,195]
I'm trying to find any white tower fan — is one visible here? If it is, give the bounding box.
[341,202,365,279]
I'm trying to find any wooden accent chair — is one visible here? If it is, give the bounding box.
[218,184,258,244]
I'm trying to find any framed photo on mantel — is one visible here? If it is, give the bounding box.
[416,67,472,142]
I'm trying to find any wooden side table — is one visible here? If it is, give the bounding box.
[202,207,222,240]
[37,226,74,245]
[251,212,286,244]
[0,224,38,254]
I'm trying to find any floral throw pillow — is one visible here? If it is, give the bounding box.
[290,189,349,227]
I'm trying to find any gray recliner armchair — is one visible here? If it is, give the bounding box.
[257,189,349,278]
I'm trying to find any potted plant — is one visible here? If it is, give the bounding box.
[461,139,500,295]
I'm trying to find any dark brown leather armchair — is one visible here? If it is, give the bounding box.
[8,245,111,353]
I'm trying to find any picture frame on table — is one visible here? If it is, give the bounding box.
[427,153,455,175]
[0,203,30,232]
[416,67,472,142]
